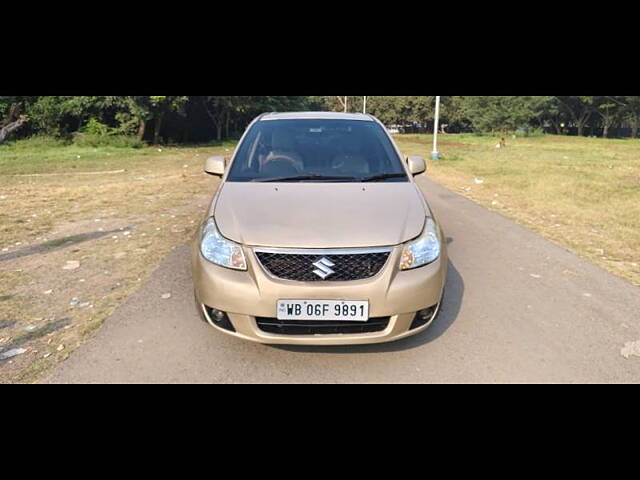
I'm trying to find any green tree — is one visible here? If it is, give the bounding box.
[24,96,119,137]
[148,96,188,144]
[26,96,79,136]
[106,96,188,143]
[200,96,242,141]
[608,96,640,138]
[461,96,539,133]
[112,96,154,140]
[402,96,436,126]
[555,96,595,136]
[530,96,565,134]
[439,96,471,132]
[200,96,310,141]
[593,96,622,138]
[366,96,406,125]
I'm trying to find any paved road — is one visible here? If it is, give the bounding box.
[45,179,640,383]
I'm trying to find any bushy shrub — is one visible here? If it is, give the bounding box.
[72,133,145,148]
[83,118,111,136]
[113,112,139,136]
[25,96,76,137]
[520,127,546,138]
[72,118,144,148]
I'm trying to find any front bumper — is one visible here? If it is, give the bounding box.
[191,241,447,346]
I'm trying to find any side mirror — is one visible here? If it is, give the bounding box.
[205,156,226,177]
[407,156,426,176]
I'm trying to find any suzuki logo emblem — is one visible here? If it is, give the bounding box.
[312,257,335,280]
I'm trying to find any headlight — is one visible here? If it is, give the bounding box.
[400,218,441,270]
[200,218,247,270]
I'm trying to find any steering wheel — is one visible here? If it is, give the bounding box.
[263,154,304,174]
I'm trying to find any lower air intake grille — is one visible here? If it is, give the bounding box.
[256,317,391,336]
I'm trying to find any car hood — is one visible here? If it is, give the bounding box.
[213,182,426,248]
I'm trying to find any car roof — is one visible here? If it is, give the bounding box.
[259,112,375,122]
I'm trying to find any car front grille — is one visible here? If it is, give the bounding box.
[256,317,391,336]
[254,248,392,282]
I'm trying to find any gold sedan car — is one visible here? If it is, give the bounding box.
[192,112,447,345]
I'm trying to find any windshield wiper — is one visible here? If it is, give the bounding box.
[360,173,408,182]
[254,174,359,183]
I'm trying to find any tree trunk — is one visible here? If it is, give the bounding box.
[0,116,28,144]
[153,113,164,145]
[577,122,585,137]
[201,98,224,143]
[630,115,638,138]
[225,112,230,139]
[602,123,609,138]
[137,119,147,141]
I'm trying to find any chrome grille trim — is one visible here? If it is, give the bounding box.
[253,246,393,255]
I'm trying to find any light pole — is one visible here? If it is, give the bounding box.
[363,96,367,114]
[432,95,441,160]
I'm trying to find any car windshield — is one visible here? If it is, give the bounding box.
[226,119,409,183]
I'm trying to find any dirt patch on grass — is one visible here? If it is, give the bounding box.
[0,145,228,383]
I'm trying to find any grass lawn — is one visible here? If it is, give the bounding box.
[1,133,638,382]
[394,134,640,286]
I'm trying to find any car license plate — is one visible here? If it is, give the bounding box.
[277,300,369,322]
